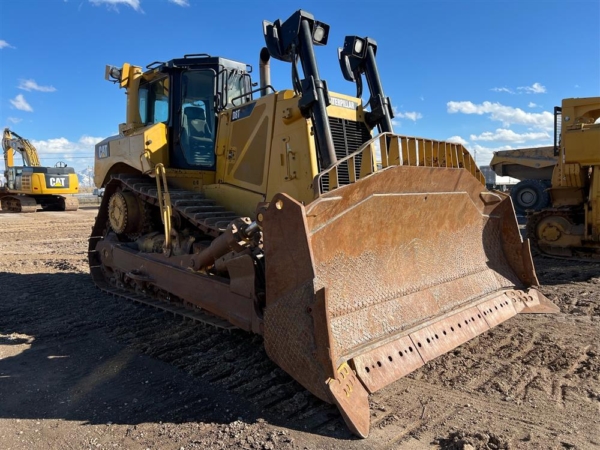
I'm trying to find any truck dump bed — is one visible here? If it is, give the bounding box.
[490,146,556,180]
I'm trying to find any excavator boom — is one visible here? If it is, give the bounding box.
[2,128,42,167]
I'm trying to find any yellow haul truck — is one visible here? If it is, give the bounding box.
[526,97,600,258]
[490,146,557,214]
[1,128,79,212]
[89,10,557,437]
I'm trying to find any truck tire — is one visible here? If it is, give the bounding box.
[510,179,550,214]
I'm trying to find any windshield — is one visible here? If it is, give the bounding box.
[181,70,216,167]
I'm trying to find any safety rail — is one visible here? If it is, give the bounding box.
[314,132,485,196]
[154,163,173,254]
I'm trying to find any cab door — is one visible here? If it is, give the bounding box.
[171,69,217,171]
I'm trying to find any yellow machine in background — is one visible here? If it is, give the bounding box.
[89,10,557,437]
[1,128,79,212]
[526,97,600,258]
[490,146,556,214]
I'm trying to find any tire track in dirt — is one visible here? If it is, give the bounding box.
[381,378,599,449]
[95,295,343,433]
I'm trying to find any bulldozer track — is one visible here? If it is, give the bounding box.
[111,174,241,237]
[89,174,243,331]
[526,209,599,261]
[101,285,235,330]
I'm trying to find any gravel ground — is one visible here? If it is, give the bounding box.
[0,207,598,449]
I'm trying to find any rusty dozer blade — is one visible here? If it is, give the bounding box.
[262,164,556,438]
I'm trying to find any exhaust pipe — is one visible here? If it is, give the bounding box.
[259,47,271,97]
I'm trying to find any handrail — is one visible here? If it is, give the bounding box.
[154,163,173,254]
[313,132,485,197]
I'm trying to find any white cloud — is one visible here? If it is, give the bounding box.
[470,144,515,166]
[168,0,189,5]
[395,111,423,122]
[0,40,15,49]
[18,79,57,93]
[89,0,142,12]
[9,94,33,112]
[0,135,102,172]
[446,135,469,146]
[446,100,553,130]
[491,87,514,94]
[528,102,538,108]
[574,84,580,89]
[470,128,550,144]
[29,136,103,170]
[390,106,422,126]
[31,136,104,154]
[517,82,546,94]
[79,136,105,146]
[7,117,22,124]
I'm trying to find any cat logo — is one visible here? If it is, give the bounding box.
[49,177,66,187]
[45,175,69,188]
[97,143,109,159]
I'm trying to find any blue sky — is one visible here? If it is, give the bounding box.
[1,0,598,175]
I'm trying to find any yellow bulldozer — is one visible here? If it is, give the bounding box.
[526,97,600,258]
[89,10,557,437]
[1,128,79,212]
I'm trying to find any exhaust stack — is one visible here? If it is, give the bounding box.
[259,47,271,97]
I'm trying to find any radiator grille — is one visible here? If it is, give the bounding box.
[554,107,562,157]
[320,118,371,192]
[21,175,31,190]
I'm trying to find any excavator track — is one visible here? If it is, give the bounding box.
[526,209,599,260]
[89,174,241,330]
[61,195,79,211]
[0,194,38,213]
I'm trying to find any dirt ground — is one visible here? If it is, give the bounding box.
[0,207,598,450]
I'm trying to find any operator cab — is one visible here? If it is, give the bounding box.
[138,55,253,171]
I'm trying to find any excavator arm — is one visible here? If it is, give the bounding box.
[2,128,42,168]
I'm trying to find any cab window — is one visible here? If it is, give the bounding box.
[139,77,170,125]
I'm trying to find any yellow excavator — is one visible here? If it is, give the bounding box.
[526,97,600,258]
[1,128,79,212]
[89,10,557,437]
